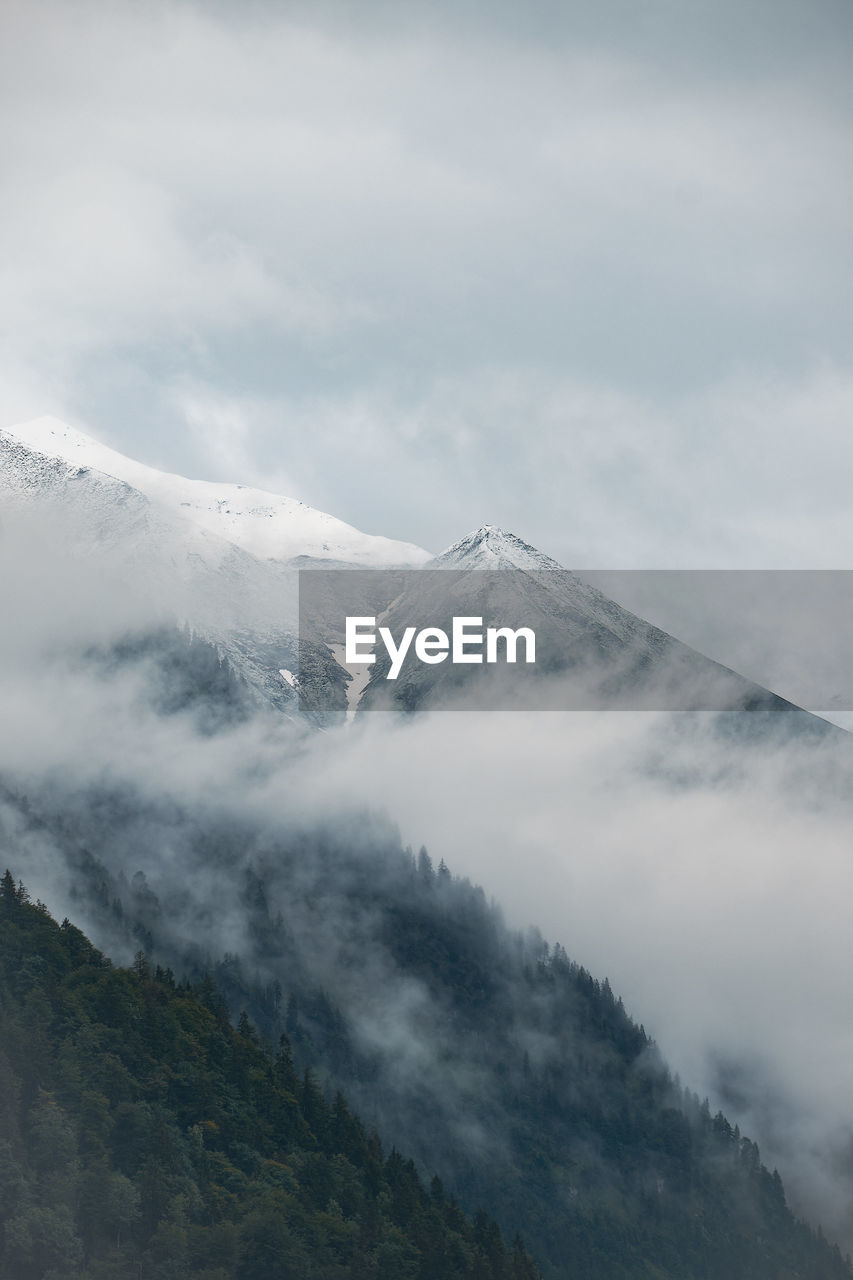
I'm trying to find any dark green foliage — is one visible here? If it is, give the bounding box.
[0,880,539,1280]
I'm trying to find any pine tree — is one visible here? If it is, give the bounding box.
[0,868,17,909]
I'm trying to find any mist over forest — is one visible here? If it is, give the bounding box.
[3,511,853,1277]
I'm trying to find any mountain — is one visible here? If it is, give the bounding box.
[0,425,299,716]
[0,418,429,724]
[3,416,850,1277]
[431,525,564,571]
[352,526,804,717]
[0,424,817,726]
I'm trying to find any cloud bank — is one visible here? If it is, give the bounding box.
[1,0,851,563]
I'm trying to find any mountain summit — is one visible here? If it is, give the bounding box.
[433,524,563,571]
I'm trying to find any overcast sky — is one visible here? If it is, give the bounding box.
[1,0,851,565]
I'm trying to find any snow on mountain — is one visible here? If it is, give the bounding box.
[0,426,289,612]
[0,422,817,728]
[432,525,564,571]
[0,425,332,718]
[429,523,671,651]
[4,416,431,568]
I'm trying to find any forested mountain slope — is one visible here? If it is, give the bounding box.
[2,782,849,1280]
[0,876,539,1280]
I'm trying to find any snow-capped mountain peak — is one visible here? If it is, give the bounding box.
[2,416,431,568]
[432,524,564,571]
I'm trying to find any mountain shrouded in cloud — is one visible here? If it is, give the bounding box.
[3,0,853,1271]
[4,418,832,728]
[2,730,851,1279]
[4,420,853,1273]
[0,418,429,721]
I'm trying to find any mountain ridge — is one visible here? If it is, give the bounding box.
[2,416,431,568]
[1,418,835,730]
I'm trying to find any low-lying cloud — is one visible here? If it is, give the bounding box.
[3,514,853,1247]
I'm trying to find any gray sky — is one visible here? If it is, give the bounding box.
[1,0,852,565]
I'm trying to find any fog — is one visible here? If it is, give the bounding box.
[3,519,853,1248]
[311,709,853,1234]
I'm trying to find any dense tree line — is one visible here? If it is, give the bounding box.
[184,847,853,1280]
[0,871,540,1280]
